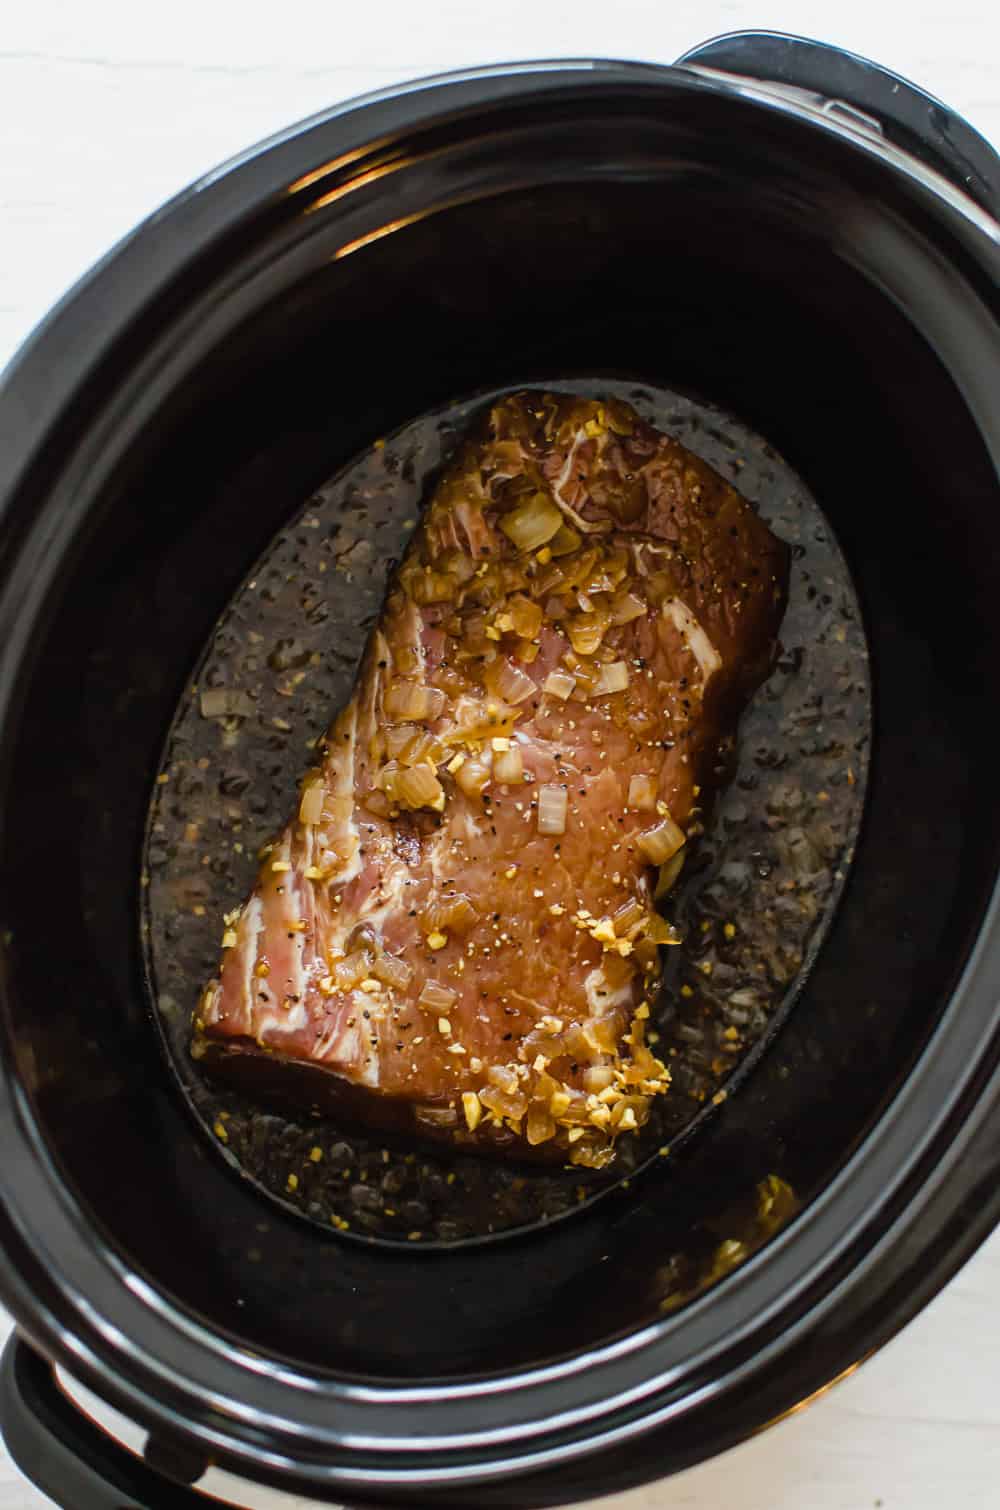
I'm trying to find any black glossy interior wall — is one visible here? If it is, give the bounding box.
[1,96,998,1379]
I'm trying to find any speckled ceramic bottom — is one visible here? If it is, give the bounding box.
[142,379,870,1247]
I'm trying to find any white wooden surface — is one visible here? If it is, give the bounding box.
[1,3,998,1506]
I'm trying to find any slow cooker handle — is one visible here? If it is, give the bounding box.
[675,30,1000,220]
[0,1335,209,1509]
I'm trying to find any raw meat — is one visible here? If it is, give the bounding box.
[193,392,789,1168]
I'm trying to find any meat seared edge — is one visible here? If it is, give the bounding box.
[193,392,790,1169]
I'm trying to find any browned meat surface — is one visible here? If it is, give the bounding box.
[193,392,789,1168]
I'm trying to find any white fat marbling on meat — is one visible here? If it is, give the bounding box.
[663,597,723,683]
[551,427,606,534]
[354,1044,381,1087]
[427,804,482,878]
[314,1018,357,1065]
[323,700,362,886]
[632,539,673,574]
[202,982,222,1027]
[258,997,309,1039]
[357,850,411,930]
[315,1010,381,1087]
[237,893,264,1034]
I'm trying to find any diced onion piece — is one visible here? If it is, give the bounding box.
[559,547,600,590]
[407,735,447,768]
[499,493,563,552]
[537,784,568,836]
[637,814,686,864]
[611,590,647,625]
[385,723,420,759]
[299,775,325,824]
[373,760,400,794]
[488,1062,521,1093]
[364,789,392,818]
[612,897,645,935]
[655,850,686,899]
[452,709,519,744]
[493,743,524,784]
[199,688,255,720]
[508,594,543,639]
[384,681,446,721]
[479,1084,529,1121]
[386,728,445,768]
[543,670,576,700]
[373,951,413,990]
[645,913,683,946]
[526,1103,556,1145]
[454,752,492,797]
[332,949,373,991]
[422,893,479,934]
[418,980,458,1012]
[592,661,629,696]
[567,609,611,657]
[627,773,657,811]
[516,639,539,664]
[549,523,581,557]
[486,658,536,705]
[583,1064,615,1092]
[396,765,445,811]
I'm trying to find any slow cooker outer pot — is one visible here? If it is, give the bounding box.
[1,33,1000,1507]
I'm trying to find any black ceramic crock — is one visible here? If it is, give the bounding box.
[0,31,999,1510]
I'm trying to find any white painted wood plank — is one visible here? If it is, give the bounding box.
[1,2,998,1505]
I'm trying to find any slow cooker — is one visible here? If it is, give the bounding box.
[0,29,998,1509]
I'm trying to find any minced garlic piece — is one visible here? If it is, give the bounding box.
[427,931,448,950]
[462,1092,482,1130]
